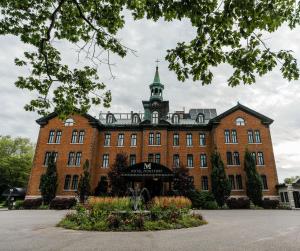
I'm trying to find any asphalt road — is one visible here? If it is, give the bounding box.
[0,209,299,251]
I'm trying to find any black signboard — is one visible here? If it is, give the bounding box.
[120,162,174,177]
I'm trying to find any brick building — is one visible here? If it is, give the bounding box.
[26,67,279,199]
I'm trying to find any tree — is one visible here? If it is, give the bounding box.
[108,153,128,196]
[77,159,91,203]
[284,176,300,184]
[244,149,263,206]
[173,164,195,196]
[94,176,108,196]
[40,153,58,205]
[0,136,34,199]
[211,151,231,207]
[0,1,299,117]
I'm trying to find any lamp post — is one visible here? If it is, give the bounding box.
[7,188,14,210]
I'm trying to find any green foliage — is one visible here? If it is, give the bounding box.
[187,190,218,209]
[40,153,58,205]
[14,200,24,210]
[173,164,195,196]
[284,176,300,184]
[108,153,128,196]
[244,149,263,206]
[94,176,108,196]
[77,159,91,203]
[211,151,231,207]
[1,1,299,116]
[0,136,34,196]
[88,196,131,211]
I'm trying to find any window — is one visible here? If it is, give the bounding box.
[187,154,193,168]
[236,117,245,126]
[149,133,154,145]
[132,114,139,124]
[233,152,240,165]
[197,114,205,123]
[75,152,82,166]
[148,154,154,163]
[231,130,238,143]
[156,132,161,145]
[173,133,179,146]
[173,114,179,124]
[261,175,268,190]
[102,154,109,168]
[236,175,243,190]
[248,130,254,143]
[257,152,264,165]
[117,133,124,146]
[255,130,261,143]
[55,130,62,144]
[130,154,136,166]
[186,133,193,146]
[131,134,137,146]
[104,133,111,146]
[71,130,78,143]
[284,192,289,202]
[65,118,74,126]
[173,154,180,168]
[64,175,71,190]
[71,175,79,190]
[152,111,159,124]
[202,176,209,190]
[226,152,233,165]
[280,192,285,202]
[44,152,51,166]
[107,114,114,124]
[251,152,257,164]
[155,154,160,164]
[68,152,75,166]
[200,154,207,168]
[78,130,85,143]
[229,175,236,190]
[48,130,55,143]
[199,133,206,146]
[224,130,230,143]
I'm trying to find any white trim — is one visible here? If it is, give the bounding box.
[225,143,238,145]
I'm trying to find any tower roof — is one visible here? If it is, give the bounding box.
[153,66,161,84]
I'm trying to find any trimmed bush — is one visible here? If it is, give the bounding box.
[187,190,218,209]
[261,199,279,209]
[49,197,77,210]
[23,198,43,209]
[14,200,24,209]
[226,197,250,209]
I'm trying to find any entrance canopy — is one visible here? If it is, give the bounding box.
[121,162,174,181]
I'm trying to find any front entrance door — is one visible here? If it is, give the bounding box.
[293,191,300,208]
[144,179,162,197]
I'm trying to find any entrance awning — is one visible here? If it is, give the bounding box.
[120,162,174,179]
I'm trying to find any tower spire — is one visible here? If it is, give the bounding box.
[149,62,164,101]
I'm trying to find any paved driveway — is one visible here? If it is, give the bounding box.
[0,209,299,251]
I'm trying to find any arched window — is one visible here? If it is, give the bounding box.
[64,118,74,126]
[197,114,205,123]
[107,114,114,124]
[71,175,79,190]
[152,111,159,124]
[132,114,140,124]
[173,114,179,124]
[236,117,245,126]
[64,175,71,190]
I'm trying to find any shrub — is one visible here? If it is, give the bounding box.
[23,198,43,209]
[107,213,121,229]
[261,199,279,209]
[88,196,131,211]
[151,196,192,209]
[187,191,217,209]
[14,200,24,209]
[226,197,250,209]
[132,213,145,230]
[49,197,77,210]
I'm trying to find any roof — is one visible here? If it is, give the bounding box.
[2,187,26,197]
[209,103,273,125]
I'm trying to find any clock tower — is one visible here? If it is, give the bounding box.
[142,66,169,123]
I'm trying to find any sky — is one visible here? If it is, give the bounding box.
[0,14,300,182]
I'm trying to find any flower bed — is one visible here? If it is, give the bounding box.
[58,196,207,231]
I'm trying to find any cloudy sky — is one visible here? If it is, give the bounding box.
[0,14,300,182]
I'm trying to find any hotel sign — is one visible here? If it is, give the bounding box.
[120,162,174,177]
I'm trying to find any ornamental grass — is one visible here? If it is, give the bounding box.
[152,196,192,209]
[88,196,131,211]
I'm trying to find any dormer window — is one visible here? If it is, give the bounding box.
[132,114,140,124]
[236,117,245,126]
[107,114,114,124]
[197,113,205,123]
[65,118,74,126]
[152,111,159,124]
[173,114,180,124]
